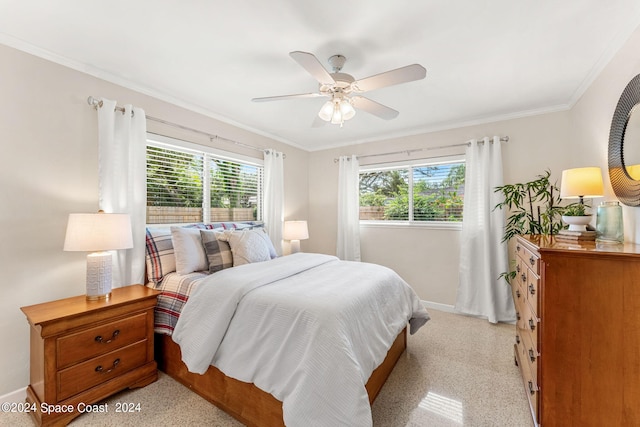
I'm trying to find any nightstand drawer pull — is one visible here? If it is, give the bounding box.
[529,348,536,362]
[528,380,535,395]
[529,318,536,331]
[516,335,521,344]
[528,283,535,295]
[95,329,120,344]
[529,256,535,266]
[95,358,120,374]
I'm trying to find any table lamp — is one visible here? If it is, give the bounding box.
[560,167,604,205]
[283,220,309,254]
[64,211,133,300]
[560,167,604,231]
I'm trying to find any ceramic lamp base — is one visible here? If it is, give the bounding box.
[86,252,112,301]
[290,240,301,254]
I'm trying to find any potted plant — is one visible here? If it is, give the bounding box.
[494,170,565,283]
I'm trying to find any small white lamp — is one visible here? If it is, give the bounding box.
[64,211,133,300]
[560,167,604,231]
[283,220,309,254]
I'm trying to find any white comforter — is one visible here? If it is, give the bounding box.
[172,253,430,427]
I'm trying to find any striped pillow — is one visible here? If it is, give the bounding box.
[145,227,176,285]
[200,230,233,273]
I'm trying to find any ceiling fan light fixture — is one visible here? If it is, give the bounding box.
[318,100,334,121]
[340,99,356,120]
[330,102,343,125]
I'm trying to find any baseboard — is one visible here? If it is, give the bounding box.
[0,386,26,404]
[421,300,456,313]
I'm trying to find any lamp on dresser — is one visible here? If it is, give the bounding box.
[63,210,133,300]
[559,167,604,232]
[283,220,309,253]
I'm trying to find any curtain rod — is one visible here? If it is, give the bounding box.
[86,96,282,157]
[333,136,509,163]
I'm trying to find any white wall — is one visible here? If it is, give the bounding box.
[0,43,308,396]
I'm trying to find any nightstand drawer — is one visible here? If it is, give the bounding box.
[57,312,148,369]
[57,340,148,401]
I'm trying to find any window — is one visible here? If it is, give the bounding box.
[146,134,263,224]
[359,157,465,224]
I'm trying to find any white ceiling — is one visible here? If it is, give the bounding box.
[2,1,640,151]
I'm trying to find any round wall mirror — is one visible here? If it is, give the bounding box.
[608,73,640,206]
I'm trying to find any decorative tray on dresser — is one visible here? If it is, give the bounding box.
[20,285,161,427]
[512,235,640,427]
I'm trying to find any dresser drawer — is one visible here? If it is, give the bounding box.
[57,340,148,401]
[525,270,539,313]
[516,243,540,275]
[521,327,539,382]
[524,299,539,339]
[57,312,148,369]
[522,362,539,424]
[515,257,528,288]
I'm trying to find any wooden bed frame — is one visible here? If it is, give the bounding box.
[155,327,407,426]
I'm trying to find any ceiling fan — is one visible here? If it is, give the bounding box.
[252,51,427,126]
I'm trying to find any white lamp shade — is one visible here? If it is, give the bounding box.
[283,220,309,241]
[318,101,334,121]
[340,100,356,120]
[64,213,133,252]
[560,167,604,199]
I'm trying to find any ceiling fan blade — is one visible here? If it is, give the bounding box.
[252,93,325,102]
[290,51,336,85]
[351,96,399,120]
[353,64,426,92]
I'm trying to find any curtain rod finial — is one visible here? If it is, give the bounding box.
[87,96,102,109]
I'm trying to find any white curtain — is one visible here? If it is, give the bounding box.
[97,98,147,287]
[263,149,284,255]
[337,155,361,261]
[455,137,515,323]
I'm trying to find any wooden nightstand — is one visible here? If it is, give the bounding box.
[20,285,161,426]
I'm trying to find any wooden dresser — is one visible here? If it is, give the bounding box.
[20,285,161,426]
[512,235,640,427]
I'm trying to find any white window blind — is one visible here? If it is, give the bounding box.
[359,157,465,224]
[146,136,263,224]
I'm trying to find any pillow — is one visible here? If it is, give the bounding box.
[222,229,273,266]
[145,228,176,285]
[200,230,233,273]
[171,226,208,275]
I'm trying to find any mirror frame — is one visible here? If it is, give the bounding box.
[609,73,640,206]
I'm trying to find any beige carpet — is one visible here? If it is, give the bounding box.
[2,309,533,426]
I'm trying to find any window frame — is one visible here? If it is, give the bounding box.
[146,133,264,225]
[359,154,465,230]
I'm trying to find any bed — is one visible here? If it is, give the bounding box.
[145,222,430,426]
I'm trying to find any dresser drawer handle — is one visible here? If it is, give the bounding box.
[95,358,120,374]
[95,329,120,344]
[528,380,535,395]
[521,273,526,282]
[529,348,536,362]
[516,245,521,252]
[516,311,521,321]
[528,283,535,295]
[516,265,521,273]
[528,318,536,331]
[515,335,521,344]
[516,290,521,298]
[529,256,535,266]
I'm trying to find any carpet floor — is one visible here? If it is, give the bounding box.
[2,309,533,426]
